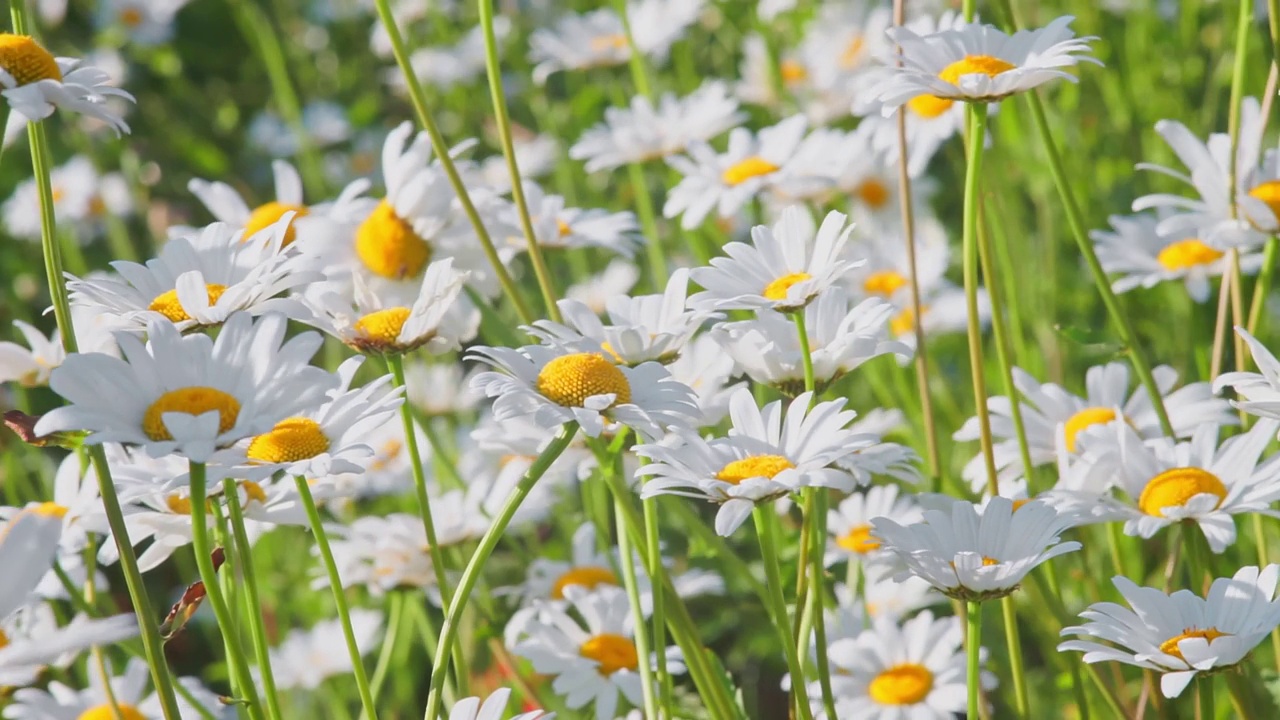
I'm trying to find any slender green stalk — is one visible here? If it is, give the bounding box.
[27,122,75,360]
[412,411,466,491]
[367,591,406,710]
[186,463,265,720]
[1198,676,1214,720]
[753,508,814,720]
[966,601,983,720]
[1247,237,1278,334]
[612,0,653,100]
[370,0,534,325]
[999,595,1029,718]
[641,494,674,716]
[423,423,579,720]
[613,496,659,720]
[477,0,561,322]
[292,475,380,720]
[223,480,285,720]
[962,105,1000,497]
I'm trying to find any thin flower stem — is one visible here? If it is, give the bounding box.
[423,423,579,720]
[1198,677,1214,720]
[477,0,561,322]
[753,508,815,720]
[186,463,265,720]
[223,480,286,720]
[999,595,1029,718]
[1246,237,1278,334]
[962,105,999,497]
[412,410,467,492]
[641,496,675,716]
[292,475,380,720]
[612,0,653,100]
[371,0,534,325]
[366,591,406,711]
[1210,267,1233,379]
[612,496,660,720]
[966,601,983,720]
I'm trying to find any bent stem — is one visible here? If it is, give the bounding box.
[966,601,983,720]
[422,423,579,720]
[293,475,380,720]
[753,507,815,720]
[962,104,999,497]
[223,480,285,720]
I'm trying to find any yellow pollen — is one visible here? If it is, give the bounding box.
[148,284,228,323]
[891,305,926,337]
[781,59,808,85]
[1012,498,1030,512]
[31,502,68,519]
[244,201,309,246]
[247,417,330,463]
[355,200,432,280]
[1062,407,1119,453]
[77,704,147,720]
[142,386,241,442]
[369,439,403,472]
[0,34,62,85]
[722,156,780,186]
[863,270,908,297]
[589,34,629,52]
[0,629,7,649]
[762,272,812,302]
[239,480,268,505]
[907,94,954,119]
[579,633,639,676]
[715,454,795,485]
[89,195,106,216]
[1138,468,1228,517]
[855,179,891,209]
[535,352,632,408]
[1156,239,1223,271]
[939,54,1017,86]
[839,36,866,68]
[1249,180,1280,220]
[165,494,193,515]
[982,556,999,566]
[52,187,65,203]
[551,566,619,599]
[868,663,934,706]
[1159,628,1229,661]
[836,524,880,554]
[353,307,411,346]
[556,218,572,237]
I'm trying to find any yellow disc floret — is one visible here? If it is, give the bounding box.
[143,387,241,441]
[1249,180,1280,221]
[247,417,330,463]
[579,633,639,676]
[535,353,632,408]
[551,566,619,599]
[722,156,780,187]
[863,270,909,297]
[1159,627,1228,661]
[715,454,795,485]
[31,502,68,519]
[836,524,880,554]
[907,94,954,119]
[355,200,432,280]
[1138,468,1228,517]
[244,201,309,246]
[868,663,934,706]
[77,704,148,720]
[763,272,812,302]
[939,54,1017,86]
[855,179,891,209]
[353,307,412,348]
[148,284,228,324]
[0,34,61,85]
[780,59,808,86]
[1156,239,1223,271]
[1062,407,1118,453]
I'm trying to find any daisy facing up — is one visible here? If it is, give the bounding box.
[1059,565,1280,698]
[0,33,134,134]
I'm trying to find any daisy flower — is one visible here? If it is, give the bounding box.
[825,484,923,570]
[4,657,225,719]
[302,258,476,355]
[1214,327,1280,422]
[689,207,860,313]
[68,218,321,333]
[314,418,428,500]
[2,155,132,244]
[871,496,1082,601]
[869,17,1099,114]
[637,389,865,535]
[322,506,484,596]
[499,182,642,257]
[35,312,337,462]
[448,688,552,720]
[664,333,745,427]
[95,0,190,46]
[0,33,134,134]
[529,1,701,84]
[1059,565,1280,698]
[711,288,910,395]
[266,610,383,690]
[790,2,892,124]
[388,19,509,92]
[477,131,560,194]
[566,260,640,315]
[664,115,808,230]
[844,214,949,307]
[469,342,698,440]
[570,81,745,173]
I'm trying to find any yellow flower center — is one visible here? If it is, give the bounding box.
[1138,468,1228,517]
[839,35,866,69]
[369,439,403,472]
[722,156,780,187]
[939,54,1017,86]
[119,7,144,27]
[0,629,7,649]
[243,201,309,247]
[781,59,808,86]
[353,307,411,346]
[762,272,812,302]
[579,633,639,676]
[355,200,432,280]
[907,94,955,119]
[556,218,572,237]
[0,34,62,85]
[891,305,926,337]
[148,284,228,324]
[247,417,330,463]
[1012,498,1030,512]
[551,566,619,600]
[715,454,795,485]
[77,704,148,720]
[1159,627,1229,661]
[836,524,880,554]
[868,663,934,706]
[165,494,193,515]
[1249,180,1280,220]
[1156,239,1223,271]
[982,556,999,566]
[31,502,68,518]
[855,179,891,209]
[239,480,267,505]
[142,387,241,442]
[535,352,632,408]
[863,270,908,297]
[1062,407,1118,453]
[589,34,629,52]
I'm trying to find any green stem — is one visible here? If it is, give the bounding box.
[641,496,675,717]
[223,480,285,720]
[967,601,983,720]
[422,423,579,720]
[186,462,265,720]
[412,411,466,492]
[627,161,668,291]
[612,0,653,100]
[366,591,406,711]
[370,0,534,325]
[292,475,380,720]
[753,508,815,720]
[962,105,999,497]
[1199,676,1214,720]
[1247,237,1278,334]
[613,496,659,720]
[1000,595,1029,718]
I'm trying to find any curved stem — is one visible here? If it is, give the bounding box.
[422,423,579,720]
[962,105,999,497]
[966,601,983,720]
[292,475,380,720]
[223,480,285,720]
[753,507,814,720]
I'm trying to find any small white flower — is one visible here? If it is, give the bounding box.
[0,33,134,134]
[267,610,383,690]
[448,688,553,720]
[665,333,745,427]
[4,657,226,719]
[1215,327,1280,423]
[501,182,642,257]
[1093,213,1262,302]
[403,361,483,416]
[825,484,923,570]
[95,0,191,46]
[322,507,484,596]
[529,1,702,84]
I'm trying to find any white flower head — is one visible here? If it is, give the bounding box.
[1093,213,1262,302]
[502,182,642,257]
[1215,327,1280,423]
[449,688,553,720]
[0,33,134,134]
[825,484,923,570]
[268,609,383,690]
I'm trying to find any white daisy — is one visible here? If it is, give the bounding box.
[3,657,225,719]
[886,282,987,348]
[2,155,132,244]
[500,182,642,257]
[566,260,640,315]
[790,2,892,124]
[313,418,429,500]
[1059,565,1280,698]
[389,19,509,92]
[663,333,744,427]
[825,484,923,570]
[690,206,860,313]
[321,506,484,596]
[95,0,190,46]
[267,609,383,690]
[843,214,950,307]
[0,33,134,134]
[35,312,337,462]
[664,115,808,230]
[529,1,701,84]
[870,496,1082,600]
[448,688,552,720]
[469,342,698,440]
[1214,327,1280,423]
[637,389,865,535]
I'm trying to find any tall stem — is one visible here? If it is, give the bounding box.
[967,601,983,720]
[753,508,815,720]
[613,496,659,720]
[223,480,285,720]
[999,595,1029,718]
[962,105,999,496]
[293,475,380,719]
[366,591,406,711]
[1198,676,1215,720]
[641,493,674,715]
